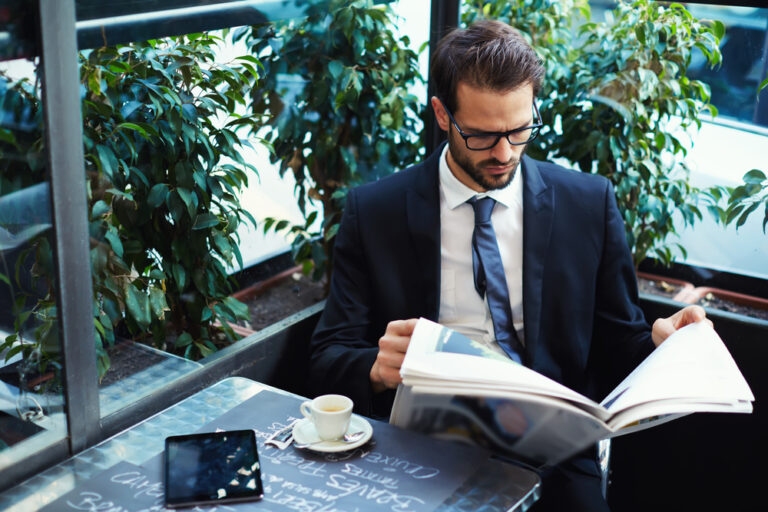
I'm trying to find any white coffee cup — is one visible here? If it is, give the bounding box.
[300,394,353,441]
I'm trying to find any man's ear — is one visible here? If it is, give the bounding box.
[431,96,450,132]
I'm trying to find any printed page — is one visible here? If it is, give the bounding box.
[402,318,600,410]
[600,321,754,418]
[391,385,609,467]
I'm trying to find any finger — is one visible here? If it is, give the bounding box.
[379,366,402,385]
[386,318,419,336]
[379,334,410,354]
[687,305,707,322]
[652,318,675,347]
[376,349,406,367]
[675,305,707,329]
[370,360,402,392]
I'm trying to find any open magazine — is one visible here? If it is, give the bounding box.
[389,319,754,467]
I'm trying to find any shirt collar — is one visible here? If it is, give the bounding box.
[438,143,523,210]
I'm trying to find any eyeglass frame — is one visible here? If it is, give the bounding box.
[438,98,543,151]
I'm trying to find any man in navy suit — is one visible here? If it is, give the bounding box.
[308,20,706,511]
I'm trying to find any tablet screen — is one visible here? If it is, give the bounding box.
[164,430,264,508]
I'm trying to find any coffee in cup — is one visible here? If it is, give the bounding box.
[300,394,353,441]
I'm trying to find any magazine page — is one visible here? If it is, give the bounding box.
[403,318,600,410]
[391,385,610,467]
[605,397,753,434]
[600,321,754,422]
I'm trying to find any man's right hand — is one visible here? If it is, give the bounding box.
[370,318,418,393]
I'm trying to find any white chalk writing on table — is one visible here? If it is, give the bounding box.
[40,390,489,512]
[40,461,237,512]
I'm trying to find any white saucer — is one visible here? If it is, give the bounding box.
[292,414,373,452]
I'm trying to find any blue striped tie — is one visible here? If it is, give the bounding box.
[468,196,524,364]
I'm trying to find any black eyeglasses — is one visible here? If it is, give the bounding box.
[439,98,543,151]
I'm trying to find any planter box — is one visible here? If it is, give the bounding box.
[636,271,695,302]
[683,286,768,321]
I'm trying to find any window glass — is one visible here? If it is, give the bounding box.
[72,0,429,415]
[75,1,323,414]
[685,4,768,128]
[591,1,768,129]
[81,32,256,414]
[0,58,68,473]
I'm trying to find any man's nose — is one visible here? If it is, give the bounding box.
[489,137,521,163]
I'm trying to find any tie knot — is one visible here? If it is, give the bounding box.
[468,196,496,224]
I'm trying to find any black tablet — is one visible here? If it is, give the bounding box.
[164,429,264,508]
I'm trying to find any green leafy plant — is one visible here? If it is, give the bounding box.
[236,0,424,284]
[80,33,263,365]
[463,0,723,268]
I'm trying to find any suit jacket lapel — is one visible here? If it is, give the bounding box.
[407,145,442,320]
[521,155,554,363]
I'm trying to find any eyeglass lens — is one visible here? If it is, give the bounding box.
[466,127,540,150]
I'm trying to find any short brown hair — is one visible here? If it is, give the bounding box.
[431,20,544,114]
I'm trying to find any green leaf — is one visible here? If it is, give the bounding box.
[95,145,119,179]
[221,296,249,320]
[5,344,23,361]
[147,183,169,208]
[0,127,17,145]
[93,317,105,337]
[194,341,215,358]
[120,100,143,119]
[149,287,168,319]
[743,169,766,184]
[172,263,187,290]
[192,212,220,230]
[712,20,725,40]
[176,332,193,347]
[116,122,151,139]
[104,229,124,258]
[759,76,768,94]
[176,187,197,219]
[324,223,340,241]
[91,200,110,218]
[328,60,344,80]
[125,286,151,328]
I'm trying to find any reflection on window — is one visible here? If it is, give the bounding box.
[589,1,768,129]
[0,59,67,467]
[685,4,768,128]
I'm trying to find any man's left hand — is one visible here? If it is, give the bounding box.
[652,305,712,347]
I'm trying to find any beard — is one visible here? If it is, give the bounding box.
[447,135,526,191]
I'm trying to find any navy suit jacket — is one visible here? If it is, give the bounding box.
[309,144,655,419]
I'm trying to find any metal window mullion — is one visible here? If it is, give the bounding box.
[38,0,101,453]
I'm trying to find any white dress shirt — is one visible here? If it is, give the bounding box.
[437,144,525,356]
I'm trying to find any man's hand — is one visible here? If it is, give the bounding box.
[652,305,712,347]
[370,319,418,393]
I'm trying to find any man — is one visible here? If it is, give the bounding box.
[308,20,707,511]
